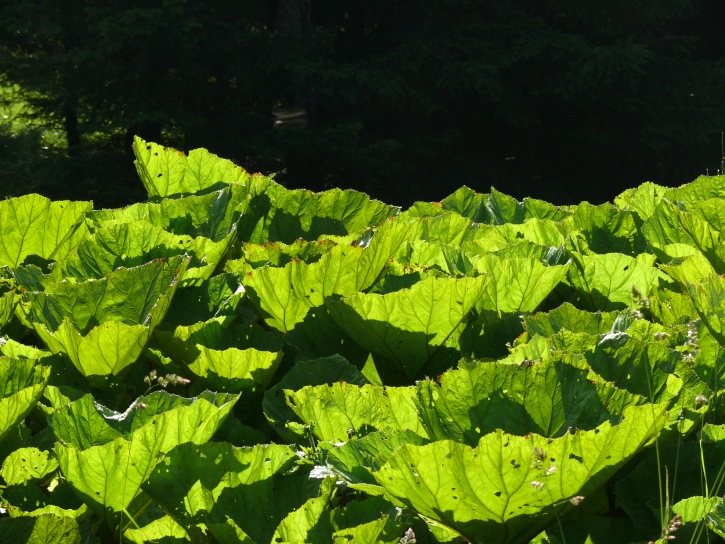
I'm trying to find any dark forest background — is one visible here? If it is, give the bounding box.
[1,0,724,209]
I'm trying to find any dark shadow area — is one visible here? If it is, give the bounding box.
[1,1,724,208]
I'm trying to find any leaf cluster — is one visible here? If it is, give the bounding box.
[1,139,725,542]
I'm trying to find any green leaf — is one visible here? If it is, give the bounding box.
[60,219,233,286]
[328,276,487,383]
[441,186,570,224]
[161,272,245,328]
[660,252,717,287]
[142,441,317,544]
[285,382,428,442]
[51,391,238,526]
[236,237,342,270]
[642,200,725,271]
[688,274,725,346]
[568,252,666,311]
[486,187,558,225]
[522,303,618,338]
[470,255,569,314]
[648,288,698,326]
[263,355,367,441]
[566,202,643,255]
[449,220,567,260]
[0,480,86,519]
[666,174,725,203]
[1,447,58,485]
[0,514,81,543]
[407,212,485,247]
[614,181,669,221]
[373,405,667,543]
[123,513,192,543]
[706,498,725,538]
[324,428,427,487]
[671,495,720,525]
[273,476,337,543]
[236,182,398,244]
[275,481,408,544]
[155,319,283,395]
[0,288,20,330]
[416,357,645,443]
[90,185,245,243]
[20,256,188,377]
[134,135,262,198]
[440,186,493,223]
[584,334,683,402]
[0,195,91,268]
[0,357,50,442]
[244,220,414,358]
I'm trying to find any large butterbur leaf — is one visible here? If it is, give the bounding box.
[263,355,367,441]
[58,219,231,286]
[441,186,570,224]
[89,185,245,246]
[272,478,408,544]
[521,302,618,338]
[160,272,245,329]
[1,447,59,486]
[642,199,725,271]
[660,252,716,287]
[50,390,238,528]
[0,357,51,442]
[0,272,20,329]
[244,218,415,332]
[373,405,667,543]
[123,513,191,544]
[405,211,488,247]
[236,181,398,244]
[327,275,488,383]
[584,333,700,406]
[154,318,284,396]
[285,382,428,442]
[565,202,644,255]
[469,254,569,314]
[134,135,264,198]
[18,256,188,377]
[142,441,316,544]
[666,174,725,204]
[86,185,247,286]
[614,181,669,222]
[0,514,81,544]
[243,220,414,359]
[688,273,725,346]
[0,194,91,267]
[416,357,646,444]
[323,428,427,488]
[439,186,492,223]
[568,252,667,311]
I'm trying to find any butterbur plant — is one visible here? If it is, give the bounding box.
[2,139,725,542]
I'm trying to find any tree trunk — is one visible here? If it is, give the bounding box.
[277,0,316,128]
[63,100,81,155]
